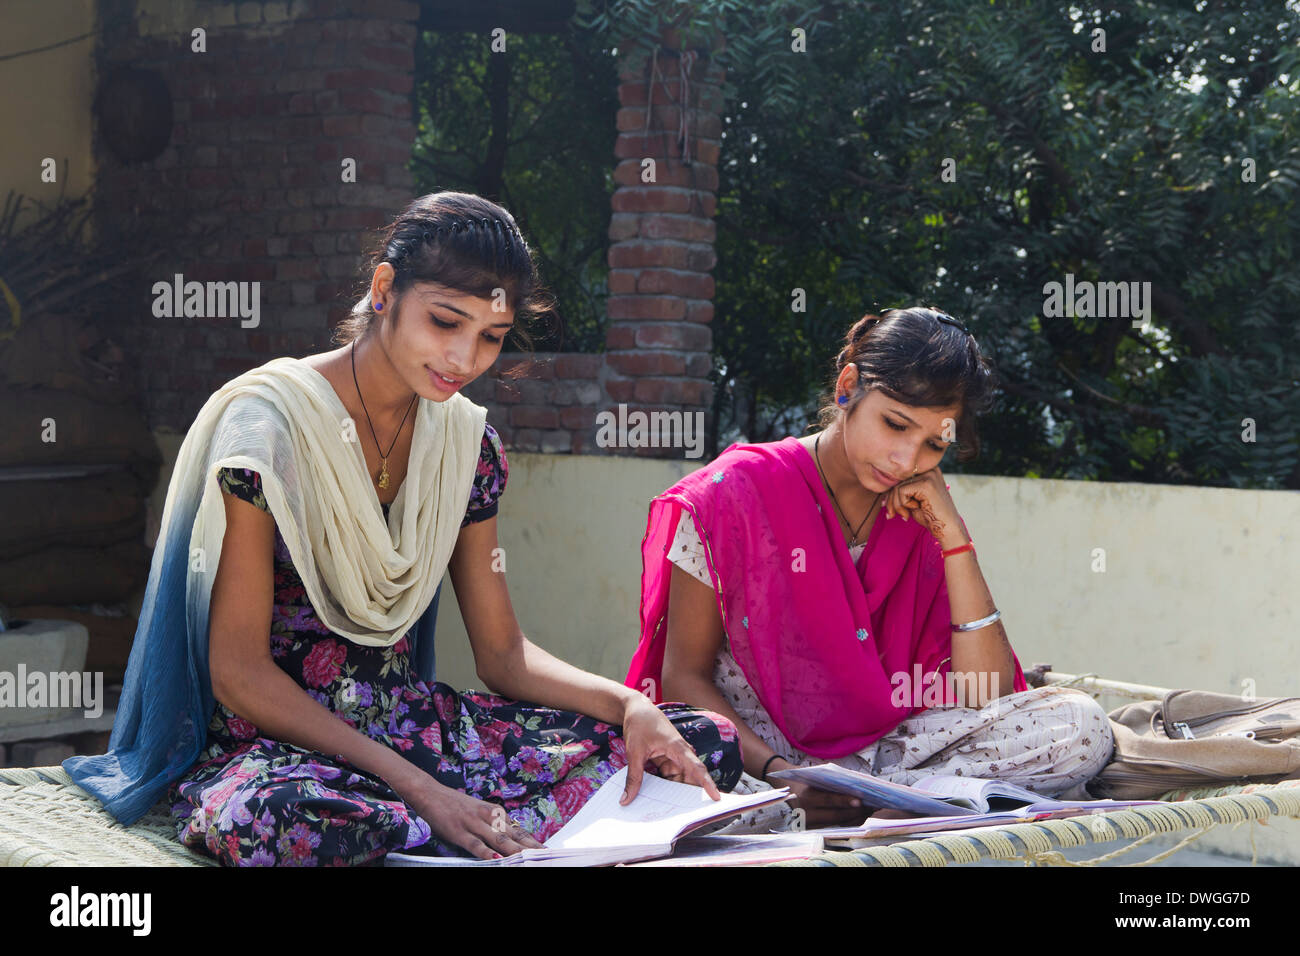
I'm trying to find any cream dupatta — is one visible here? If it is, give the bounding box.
[64,356,485,823]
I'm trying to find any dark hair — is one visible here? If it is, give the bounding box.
[814,306,996,463]
[331,191,555,354]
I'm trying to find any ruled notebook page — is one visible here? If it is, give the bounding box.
[544,767,755,851]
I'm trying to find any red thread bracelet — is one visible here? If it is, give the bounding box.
[941,539,975,559]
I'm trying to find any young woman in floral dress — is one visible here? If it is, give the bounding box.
[148,192,743,865]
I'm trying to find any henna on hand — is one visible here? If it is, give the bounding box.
[919,500,945,542]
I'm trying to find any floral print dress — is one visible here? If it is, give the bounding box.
[168,423,743,866]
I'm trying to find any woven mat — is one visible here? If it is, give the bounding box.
[0,767,214,867]
[5,765,1300,867]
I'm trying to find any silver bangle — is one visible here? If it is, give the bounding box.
[952,609,1002,633]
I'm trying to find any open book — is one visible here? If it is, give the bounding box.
[384,767,791,867]
[768,763,1161,838]
[622,832,826,867]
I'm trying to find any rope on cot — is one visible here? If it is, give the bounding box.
[1008,792,1299,867]
[1053,671,1101,685]
[1048,671,1104,698]
[768,788,1300,867]
[1018,826,1213,867]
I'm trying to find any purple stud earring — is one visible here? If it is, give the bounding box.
[375,301,383,311]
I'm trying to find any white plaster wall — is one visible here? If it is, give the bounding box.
[430,455,1299,703]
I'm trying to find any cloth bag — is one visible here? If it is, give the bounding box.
[1090,690,1300,799]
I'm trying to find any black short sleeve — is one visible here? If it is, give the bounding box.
[461,422,508,528]
[218,467,270,513]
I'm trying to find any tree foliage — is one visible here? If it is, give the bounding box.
[418,1,1300,487]
[411,26,619,352]
[699,0,1300,488]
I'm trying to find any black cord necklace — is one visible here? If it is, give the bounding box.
[351,339,418,491]
[814,431,880,547]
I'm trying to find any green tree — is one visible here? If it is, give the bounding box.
[411,25,619,352]
[700,0,1300,488]
[422,1,1299,487]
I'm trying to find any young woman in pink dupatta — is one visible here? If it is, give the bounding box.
[626,307,1114,828]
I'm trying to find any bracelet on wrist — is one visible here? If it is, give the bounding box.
[952,609,1002,633]
[760,754,785,781]
[941,538,974,559]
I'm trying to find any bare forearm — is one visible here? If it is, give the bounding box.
[214,664,428,793]
[938,528,1016,701]
[476,635,639,726]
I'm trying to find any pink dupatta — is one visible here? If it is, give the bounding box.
[625,437,1026,760]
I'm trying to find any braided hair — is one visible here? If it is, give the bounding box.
[333,191,554,350]
[816,306,996,463]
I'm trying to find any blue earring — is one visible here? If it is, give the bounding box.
[375,301,383,311]
[837,395,847,405]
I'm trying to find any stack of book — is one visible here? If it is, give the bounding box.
[768,764,1161,843]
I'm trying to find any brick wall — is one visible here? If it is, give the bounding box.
[96,4,725,458]
[464,41,727,457]
[95,0,422,432]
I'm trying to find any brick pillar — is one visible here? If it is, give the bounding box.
[603,37,726,457]
[93,0,421,433]
[463,31,727,459]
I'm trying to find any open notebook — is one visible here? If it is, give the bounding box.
[385,768,791,867]
[622,832,826,867]
[768,763,1161,839]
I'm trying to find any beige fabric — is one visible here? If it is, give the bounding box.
[1094,691,1300,799]
[184,356,485,647]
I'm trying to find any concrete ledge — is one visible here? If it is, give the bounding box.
[0,705,118,745]
[0,620,91,731]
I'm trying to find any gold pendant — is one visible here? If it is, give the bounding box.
[377,459,390,490]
